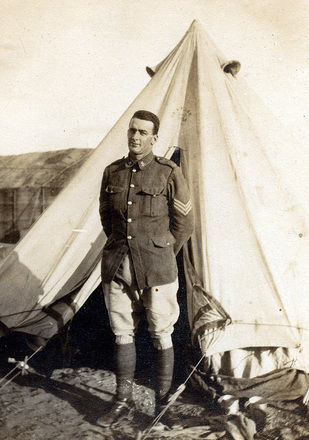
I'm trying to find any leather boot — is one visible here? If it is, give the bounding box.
[154,347,182,428]
[114,342,136,400]
[155,346,174,405]
[96,397,133,428]
[97,342,136,427]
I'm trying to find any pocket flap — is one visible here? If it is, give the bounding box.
[152,234,176,248]
[105,185,124,194]
[141,184,165,196]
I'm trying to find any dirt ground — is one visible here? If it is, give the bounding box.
[1,289,309,440]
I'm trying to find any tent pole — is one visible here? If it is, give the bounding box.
[13,188,18,231]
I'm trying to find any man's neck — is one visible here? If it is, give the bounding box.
[128,153,138,162]
[129,151,152,162]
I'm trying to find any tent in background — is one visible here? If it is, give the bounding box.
[0,148,92,261]
[1,20,309,397]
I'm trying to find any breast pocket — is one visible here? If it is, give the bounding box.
[140,185,167,217]
[105,185,125,213]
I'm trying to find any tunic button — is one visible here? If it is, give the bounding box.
[127,201,132,205]
[130,184,135,188]
[132,169,137,173]
[127,218,132,223]
[127,235,132,240]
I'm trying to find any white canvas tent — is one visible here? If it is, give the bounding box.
[1,20,309,384]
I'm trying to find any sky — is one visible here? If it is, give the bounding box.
[1,0,309,155]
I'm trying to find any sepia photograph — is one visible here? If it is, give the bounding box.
[1,1,309,439]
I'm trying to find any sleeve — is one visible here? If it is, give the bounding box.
[99,166,112,237]
[168,165,194,255]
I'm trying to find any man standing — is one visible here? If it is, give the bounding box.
[97,110,194,427]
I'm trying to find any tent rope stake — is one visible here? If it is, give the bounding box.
[0,346,43,389]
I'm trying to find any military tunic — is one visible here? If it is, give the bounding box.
[99,151,194,290]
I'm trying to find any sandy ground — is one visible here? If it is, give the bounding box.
[1,349,309,440]
[0,327,219,440]
[0,364,214,440]
[1,290,309,439]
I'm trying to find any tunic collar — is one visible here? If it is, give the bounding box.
[125,152,154,170]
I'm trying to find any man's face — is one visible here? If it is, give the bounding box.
[127,117,158,159]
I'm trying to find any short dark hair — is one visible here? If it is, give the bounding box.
[132,110,160,135]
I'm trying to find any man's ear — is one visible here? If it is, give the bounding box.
[151,134,158,145]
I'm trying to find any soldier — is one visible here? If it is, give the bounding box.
[97,110,194,427]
